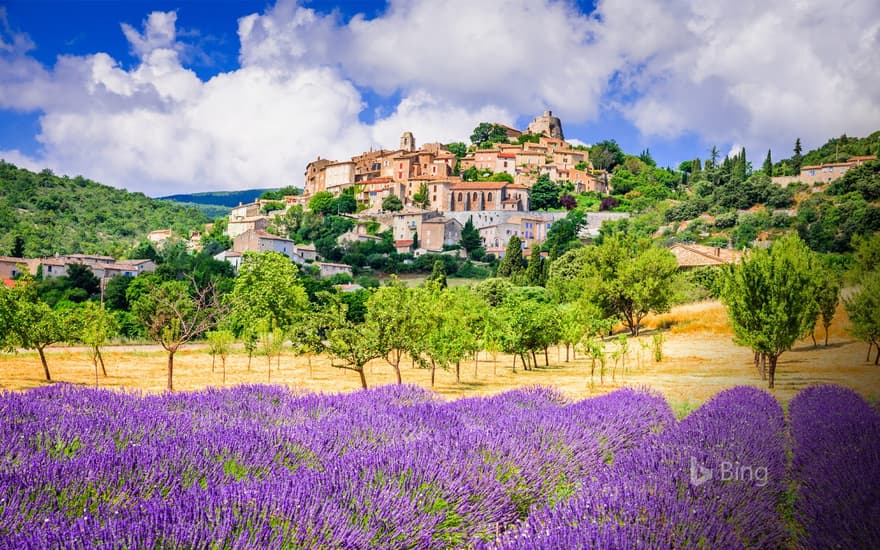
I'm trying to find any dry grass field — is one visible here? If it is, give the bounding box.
[1,300,877,411]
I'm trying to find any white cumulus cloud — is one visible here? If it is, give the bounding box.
[1,0,879,195]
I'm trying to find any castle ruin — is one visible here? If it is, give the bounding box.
[527,110,564,140]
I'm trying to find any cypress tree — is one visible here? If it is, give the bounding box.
[792,138,803,174]
[763,149,773,176]
[496,236,524,278]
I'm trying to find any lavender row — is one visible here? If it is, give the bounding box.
[789,385,880,549]
[0,384,672,548]
[492,386,789,549]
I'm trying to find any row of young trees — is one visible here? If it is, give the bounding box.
[4,232,874,392]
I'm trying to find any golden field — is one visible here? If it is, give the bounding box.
[1,301,877,410]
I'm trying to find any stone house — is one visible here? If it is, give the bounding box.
[324,161,356,195]
[392,208,437,242]
[226,216,271,239]
[304,157,332,195]
[0,256,39,279]
[39,258,69,278]
[115,259,157,275]
[421,217,463,252]
[772,155,876,187]
[232,229,304,264]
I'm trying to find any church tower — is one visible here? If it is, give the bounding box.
[400,131,416,152]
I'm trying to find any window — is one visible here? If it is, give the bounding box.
[487,192,493,202]
[472,192,478,201]
[458,193,463,201]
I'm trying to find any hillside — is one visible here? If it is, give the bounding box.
[0,162,209,258]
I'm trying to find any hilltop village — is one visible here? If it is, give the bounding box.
[216,111,628,275]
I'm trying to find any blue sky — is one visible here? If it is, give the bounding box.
[1,0,878,196]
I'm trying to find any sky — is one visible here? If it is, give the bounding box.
[0,0,879,197]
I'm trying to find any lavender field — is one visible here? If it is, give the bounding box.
[0,384,877,549]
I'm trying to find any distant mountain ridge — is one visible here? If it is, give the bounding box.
[159,189,274,208]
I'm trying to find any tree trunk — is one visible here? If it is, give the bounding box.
[512,354,517,373]
[868,342,874,362]
[531,350,538,370]
[222,357,226,385]
[474,353,478,378]
[166,351,175,392]
[211,354,215,372]
[824,325,830,347]
[875,343,880,366]
[37,347,51,382]
[760,353,767,381]
[247,352,252,371]
[767,354,778,389]
[811,330,817,348]
[565,344,570,362]
[430,359,436,387]
[393,365,402,384]
[455,361,460,383]
[358,367,368,389]
[96,347,107,376]
[544,347,549,366]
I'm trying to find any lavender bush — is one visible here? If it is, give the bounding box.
[789,385,880,549]
[0,383,875,549]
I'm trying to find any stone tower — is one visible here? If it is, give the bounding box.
[400,131,416,152]
[527,110,564,140]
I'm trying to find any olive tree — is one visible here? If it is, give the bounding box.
[131,279,226,392]
[0,276,69,382]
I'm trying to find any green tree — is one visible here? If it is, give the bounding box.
[308,191,335,214]
[229,251,309,335]
[546,237,678,335]
[496,236,524,279]
[332,189,358,214]
[131,279,226,391]
[73,301,117,382]
[470,122,509,146]
[366,279,423,384]
[525,251,546,286]
[459,217,482,254]
[792,138,803,174]
[844,272,880,365]
[11,235,25,258]
[206,329,234,383]
[762,149,773,176]
[590,140,625,171]
[721,235,820,388]
[413,183,430,209]
[813,268,841,347]
[382,195,404,212]
[0,276,69,381]
[427,260,447,289]
[445,142,468,159]
[530,174,561,210]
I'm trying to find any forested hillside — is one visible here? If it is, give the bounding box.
[0,162,208,258]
